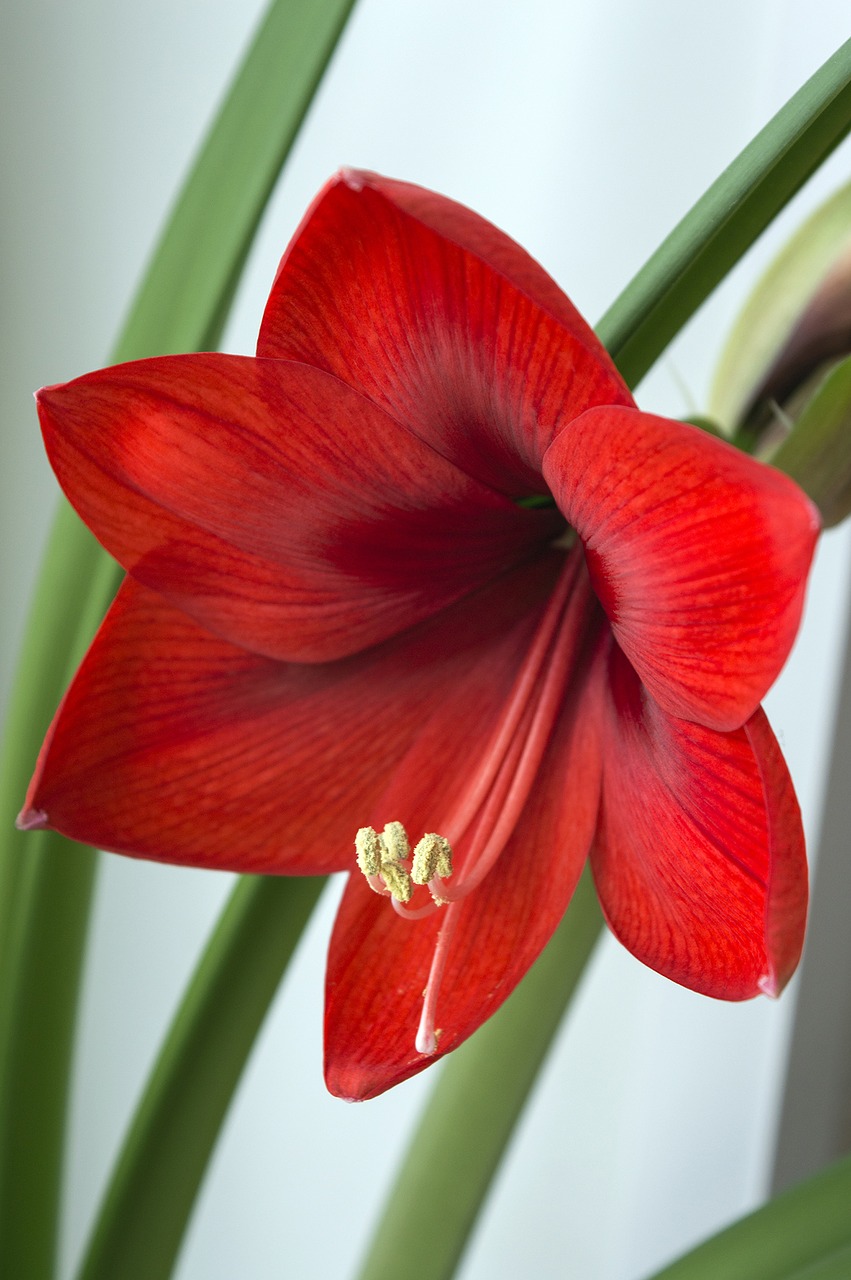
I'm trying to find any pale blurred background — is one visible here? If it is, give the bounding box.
[2,2,850,1277]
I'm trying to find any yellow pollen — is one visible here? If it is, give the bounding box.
[382,820,410,863]
[355,826,382,877]
[354,823,413,903]
[411,833,453,885]
[379,859,414,903]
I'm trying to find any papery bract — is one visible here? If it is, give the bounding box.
[20,171,819,1099]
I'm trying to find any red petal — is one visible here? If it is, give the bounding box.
[324,568,605,1099]
[589,644,807,1000]
[543,406,820,730]
[258,170,632,494]
[21,560,562,872]
[38,356,559,663]
[744,707,809,995]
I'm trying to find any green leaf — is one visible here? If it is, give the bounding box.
[710,178,851,433]
[0,2,357,1276]
[598,38,851,389]
[772,352,851,525]
[644,1152,851,1280]
[76,875,326,1280]
[113,0,358,361]
[788,1244,851,1280]
[0,829,98,1280]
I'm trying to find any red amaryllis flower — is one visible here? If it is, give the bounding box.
[20,171,818,1100]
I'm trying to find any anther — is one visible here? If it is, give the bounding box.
[379,860,414,904]
[355,827,382,878]
[411,833,453,885]
[382,821,410,863]
[354,823,413,903]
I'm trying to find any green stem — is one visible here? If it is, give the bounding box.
[0,2,358,1275]
[645,1152,851,1280]
[76,875,326,1280]
[355,872,603,1280]
[597,37,851,386]
[356,35,851,1280]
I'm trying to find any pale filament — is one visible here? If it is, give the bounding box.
[358,550,594,1057]
[394,551,590,923]
[441,550,581,849]
[414,559,595,1055]
[391,895,437,921]
[430,567,591,903]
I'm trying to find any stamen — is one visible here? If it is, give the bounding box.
[447,556,592,905]
[392,832,455,915]
[354,551,597,1060]
[442,551,581,849]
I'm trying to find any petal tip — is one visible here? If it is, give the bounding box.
[758,970,780,999]
[16,806,48,832]
[35,380,66,406]
[323,1066,369,1102]
[34,384,54,414]
[338,166,368,192]
[329,1089,362,1104]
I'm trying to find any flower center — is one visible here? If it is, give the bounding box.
[354,549,590,1057]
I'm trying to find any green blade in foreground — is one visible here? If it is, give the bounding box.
[787,1244,851,1280]
[0,2,358,1277]
[644,1152,851,1280]
[356,37,851,1280]
[598,37,851,388]
[76,875,326,1280]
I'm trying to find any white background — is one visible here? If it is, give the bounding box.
[2,3,850,1277]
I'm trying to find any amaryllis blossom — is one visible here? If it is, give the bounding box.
[20,171,818,1100]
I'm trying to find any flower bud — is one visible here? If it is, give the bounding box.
[711,181,851,525]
